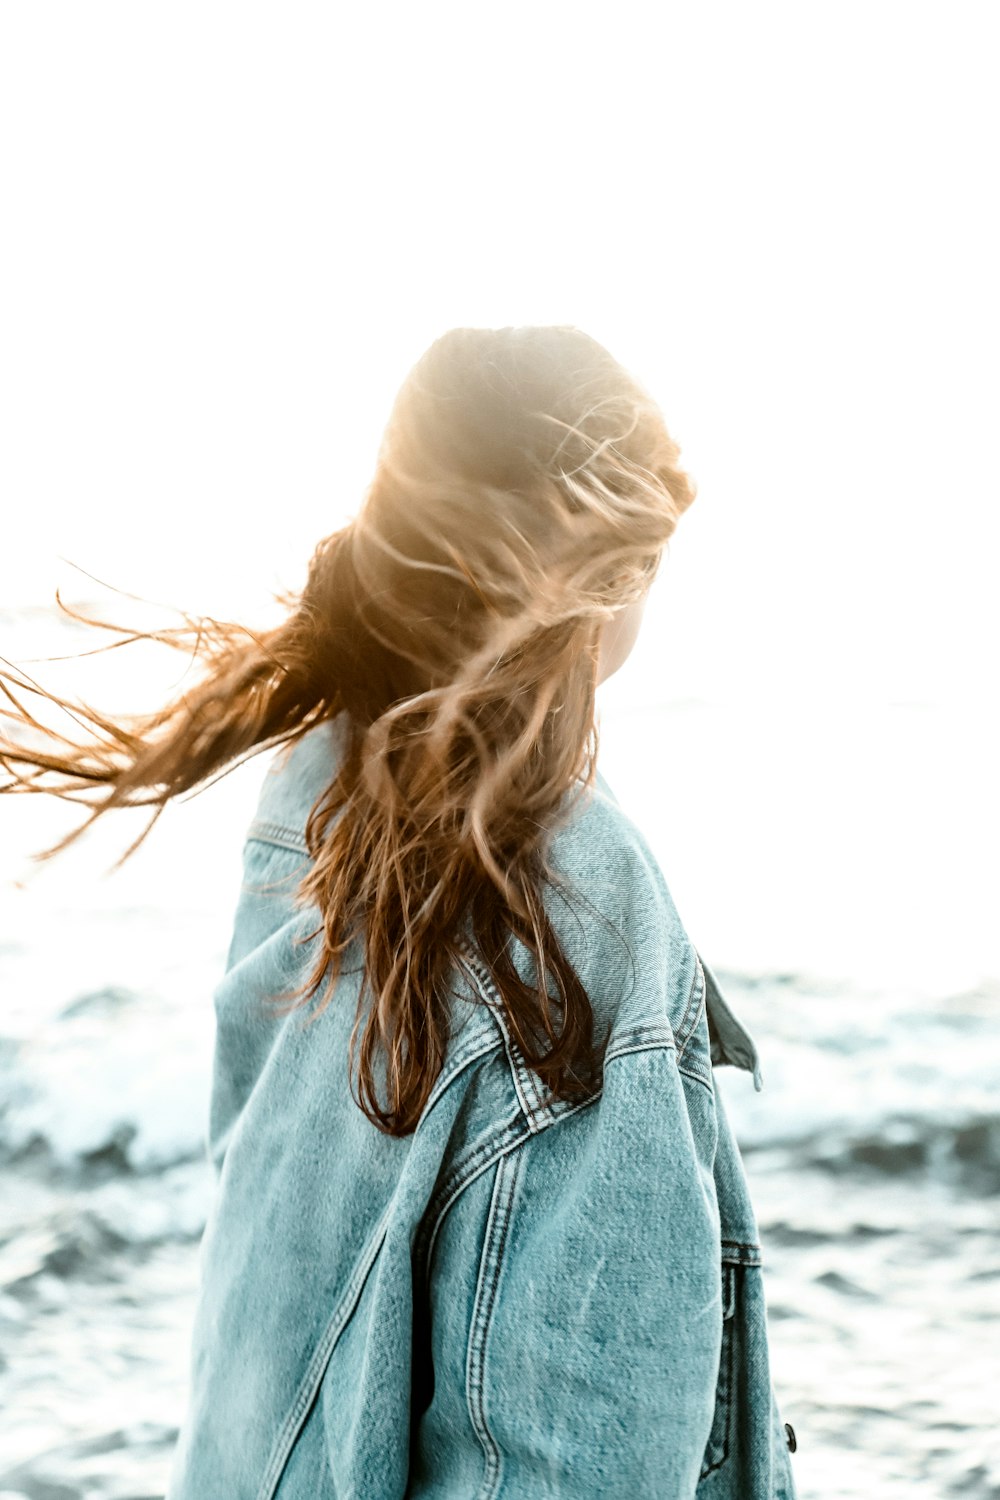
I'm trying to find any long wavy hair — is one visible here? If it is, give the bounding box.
[0,325,696,1135]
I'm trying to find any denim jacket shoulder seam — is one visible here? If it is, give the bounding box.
[604,1025,675,1062]
[247,818,310,855]
[456,942,552,1126]
[414,1090,602,1293]
[414,1112,532,1299]
[456,944,691,1133]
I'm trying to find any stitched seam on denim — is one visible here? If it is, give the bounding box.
[456,949,695,1131]
[605,1037,677,1065]
[418,1033,505,1126]
[470,945,548,1123]
[456,943,549,1128]
[677,1062,714,1093]
[240,841,309,899]
[248,819,310,855]
[677,1064,715,1096]
[722,1260,737,1320]
[416,1112,529,1277]
[417,1093,600,1278]
[467,1149,522,1500]
[604,1023,675,1061]
[254,1200,393,1500]
[530,1025,678,1122]
[721,1240,763,1265]
[699,1263,736,1477]
[721,1266,736,1457]
[608,1021,674,1045]
[674,947,706,1062]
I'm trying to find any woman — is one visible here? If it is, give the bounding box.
[0,325,797,1498]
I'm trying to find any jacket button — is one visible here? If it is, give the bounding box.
[784,1422,797,1453]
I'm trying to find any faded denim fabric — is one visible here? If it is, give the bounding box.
[165,713,798,1500]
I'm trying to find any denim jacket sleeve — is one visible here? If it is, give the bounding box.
[449,1022,722,1499]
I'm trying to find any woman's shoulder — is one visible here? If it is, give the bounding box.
[554,761,690,938]
[244,714,350,853]
[534,761,699,1049]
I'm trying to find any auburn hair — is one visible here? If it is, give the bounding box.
[0,324,696,1135]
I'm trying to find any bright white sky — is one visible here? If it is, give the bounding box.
[1,4,998,985]
[2,2,996,709]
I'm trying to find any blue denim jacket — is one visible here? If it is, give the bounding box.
[166,713,798,1499]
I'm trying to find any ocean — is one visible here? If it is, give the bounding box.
[1,606,998,1499]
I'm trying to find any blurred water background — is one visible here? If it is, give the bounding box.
[2,3,999,1495]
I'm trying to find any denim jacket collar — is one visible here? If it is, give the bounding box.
[701,953,765,1091]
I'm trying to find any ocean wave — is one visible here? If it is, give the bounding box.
[0,1160,211,1297]
[0,985,213,1178]
[794,1112,1000,1189]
